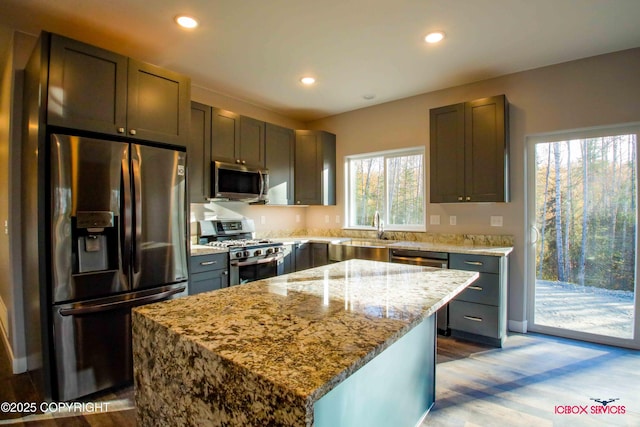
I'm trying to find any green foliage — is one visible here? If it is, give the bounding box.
[535,135,636,292]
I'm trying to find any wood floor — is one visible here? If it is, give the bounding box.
[1,333,638,426]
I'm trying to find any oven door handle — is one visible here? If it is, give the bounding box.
[230,254,284,267]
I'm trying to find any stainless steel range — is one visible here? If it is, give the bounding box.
[198,219,290,285]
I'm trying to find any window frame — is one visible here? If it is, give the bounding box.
[344,146,426,232]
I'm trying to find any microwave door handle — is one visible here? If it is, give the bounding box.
[259,170,264,199]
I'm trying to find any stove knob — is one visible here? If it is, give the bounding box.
[254,249,262,256]
[244,250,250,258]
[266,248,273,254]
[273,247,280,253]
[235,252,243,258]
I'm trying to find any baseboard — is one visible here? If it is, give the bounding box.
[508,319,528,333]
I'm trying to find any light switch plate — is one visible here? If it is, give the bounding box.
[260,215,266,225]
[490,216,503,227]
[324,215,330,223]
[335,215,340,224]
[430,215,440,225]
[296,214,301,223]
[449,216,457,225]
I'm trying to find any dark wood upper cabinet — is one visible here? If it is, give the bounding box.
[211,109,265,167]
[239,116,266,167]
[126,59,190,146]
[188,102,212,203]
[211,108,240,163]
[294,130,336,205]
[430,95,509,203]
[265,123,295,205]
[47,34,127,135]
[46,33,190,146]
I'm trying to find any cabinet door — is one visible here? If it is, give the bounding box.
[188,102,212,203]
[47,34,127,135]
[465,95,508,202]
[211,108,240,163]
[429,103,465,203]
[189,269,229,295]
[126,59,190,146]
[311,243,329,267]
[265,123,294,205]
[295,131,320,205]
[294,243,312,271]
[239,116,265,167]
[294,130,336,205]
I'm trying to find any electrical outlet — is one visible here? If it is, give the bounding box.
[260,215,266,225]
[335,215,340,224]
[449,215,457,226]
[490,216,503,227]
[324,215,330,223]
[430,215,440,225]
[295,214,301,223]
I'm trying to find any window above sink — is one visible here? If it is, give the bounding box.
[345,147,425,232]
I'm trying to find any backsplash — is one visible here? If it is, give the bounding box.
[257,228,514,247]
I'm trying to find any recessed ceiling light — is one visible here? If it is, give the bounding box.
[300,76,316,85]
[175,15,199,29]
[425,31,445,43]
[363,94,376,100]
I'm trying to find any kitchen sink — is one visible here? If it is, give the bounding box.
[328,239,395,262]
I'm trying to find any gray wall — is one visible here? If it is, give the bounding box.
[305,47,640,329]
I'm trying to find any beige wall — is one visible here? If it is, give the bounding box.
[0,30,36,371]
[305,47,640,328]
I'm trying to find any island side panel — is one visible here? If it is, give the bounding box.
[133,311,311,427]
[313,315,435,427]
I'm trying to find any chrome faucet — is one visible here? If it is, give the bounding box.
[372,211,384,239]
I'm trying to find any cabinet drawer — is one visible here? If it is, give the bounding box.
[449,253,499,274]
[189,269,228,296]
[449,301,499,338]
[454,273,499,306]
[190,253,228,274]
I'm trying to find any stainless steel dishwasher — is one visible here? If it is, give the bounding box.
[390,249,450,335]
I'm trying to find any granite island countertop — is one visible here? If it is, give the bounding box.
[133,259,479,426]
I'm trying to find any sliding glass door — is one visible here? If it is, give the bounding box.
[526,125,640,349]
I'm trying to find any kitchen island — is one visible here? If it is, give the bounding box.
[133,259,478,426]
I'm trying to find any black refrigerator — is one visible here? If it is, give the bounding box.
[48,134,188,401]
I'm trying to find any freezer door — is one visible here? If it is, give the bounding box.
[50,134,130,303]
[131,144,188,289]
[52,284,186,401]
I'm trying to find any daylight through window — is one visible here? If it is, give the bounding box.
[346,148,425,230]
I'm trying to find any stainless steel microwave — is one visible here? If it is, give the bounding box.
[211,161,269,202]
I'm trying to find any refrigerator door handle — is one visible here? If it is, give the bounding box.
[121,153,132,279]
[132,154,142,274]
[58,286,186,316]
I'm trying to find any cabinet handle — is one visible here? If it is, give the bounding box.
[129,129,137,135]
[222,271,228,275]
[468,286,483,291]
[458,196,463,201]
[235,159,241,164]
[200,261,217,266]
[463,315,483,322]
[117,127,125,134]
[464,261,483,266]
[466,196,471,201]
[241,160,246,165]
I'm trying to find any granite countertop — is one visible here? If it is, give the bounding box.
[190,244,228,256]
[269,236,351,245]
[134,260,478,405]
[386,241,513,257]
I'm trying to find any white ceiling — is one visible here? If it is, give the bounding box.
[1,0,640,122]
